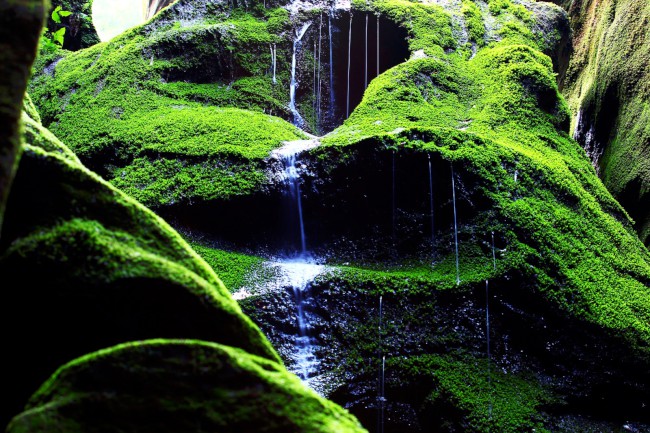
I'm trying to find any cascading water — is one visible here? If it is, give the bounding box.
[376,14,379,76]
[273,139,322,382]
[290,22,312,129]
[451,164,460,285]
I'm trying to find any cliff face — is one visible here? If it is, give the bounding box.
[560,0,650,246]
[16,0,650,431]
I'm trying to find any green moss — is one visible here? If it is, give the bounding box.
[397,354,553,432]
[7,340,367,433]
[189,242,266,293]
[561,0,650,244]
[461,0,485,46]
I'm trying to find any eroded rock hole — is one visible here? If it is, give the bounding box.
[296,12,410,134]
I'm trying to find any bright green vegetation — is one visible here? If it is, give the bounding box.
[2,99,365,431]
[316,5,650,359]
[46,0,100,50]
[398,354,553,432]
[560,0,650,245]
[189,242,267,293]
[29,6,303,207]
[7,340,367,433]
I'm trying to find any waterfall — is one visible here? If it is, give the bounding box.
[328,14,335,113]
[486,279,493,419]
[280,260,323,381]
[365,13,368,89]
[491,231,496,271]
[451,164,460,285]
[273,139,321,383]
[514,169,518,183]
[346,12,352,118]
[289,22,312,129]
[428,154,435,246]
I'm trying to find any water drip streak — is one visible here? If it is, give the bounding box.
[317,14,323,121]
[428,154,435,246]
[272,44,277,84]
[451,164,460,285]
[491,231,497,271]
[486,280,493,419]
[313,38,317,112]
[289,22,312,129]
[346,12,353,118]
[365,13,368,89]
[380,355,386,433]
[328,15,335,112]
[377,295,384,433]
[376,15,379,76]
[392,151,396,242]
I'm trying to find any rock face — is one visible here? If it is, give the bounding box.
[24,0,650,432]
[559,0,650,246]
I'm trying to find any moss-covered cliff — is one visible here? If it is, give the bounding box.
[21,0,650,431]
[559,0,650,246]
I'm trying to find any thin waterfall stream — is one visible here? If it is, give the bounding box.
[289,22,312,129]
[486,279,493,420]
[273,139,322,382]
[451,164,460,285]
[346,12,352,118]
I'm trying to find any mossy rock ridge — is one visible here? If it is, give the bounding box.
[6,340,367,433]
[0,108,288,427]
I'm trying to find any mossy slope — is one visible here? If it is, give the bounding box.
[560,0,650,245]
[7,340,366,433]
[0,107,364,431]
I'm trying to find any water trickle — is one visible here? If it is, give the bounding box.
[328,15,335,113]
[451,164,460,285]
[491,231,497,271]
[514,169,518,183]
[391,150,397,242]
[486,279,493,419]
[270,44,277,84]
[428,154,435,246]
[346,12,353,118]
[289,22,312,129]
[317,13,323,121]
[379,355,386,433]
[376,14,380,77]
[365,13,368,89]
[377,295,384,433]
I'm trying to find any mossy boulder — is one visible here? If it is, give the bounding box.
[7,340,366,433]
[1,106,364,431]
[560,0,650,246]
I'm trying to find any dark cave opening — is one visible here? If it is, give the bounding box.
[297,11,410,134]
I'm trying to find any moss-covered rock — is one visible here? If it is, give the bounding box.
[7,340,366,433]
[560,0,650,246]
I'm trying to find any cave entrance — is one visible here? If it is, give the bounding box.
[295,11,410,135]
